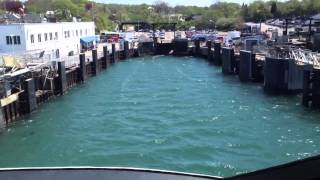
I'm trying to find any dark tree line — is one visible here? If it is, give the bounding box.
[0,0,319,31]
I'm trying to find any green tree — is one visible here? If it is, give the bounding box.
[270,1,278,18]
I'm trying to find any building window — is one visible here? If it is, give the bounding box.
[13,36,20,45]
[38,34,42,42]
[85,29,88,35]
[55,32,58,40]
[50,33,53,40]
[44,33,48,41]
[80,29,82,36]
[6,36,21,45]
[17,36,20,44]
[76,30,78,36]
[6,36,12,45]
[31,34,34,43]
[64,31,70,38]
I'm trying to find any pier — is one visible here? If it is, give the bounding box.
[2,33,320,128]
[0,26,319,180]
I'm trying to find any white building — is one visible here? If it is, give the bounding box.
[0,22,95,60]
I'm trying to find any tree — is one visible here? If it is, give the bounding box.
[241,3,249,21]
[2,0,24,14]
[270,1,278,18]
[248,1,271,22]
[153,0,170,15]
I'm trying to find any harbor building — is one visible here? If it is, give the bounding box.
[0,22,95,60]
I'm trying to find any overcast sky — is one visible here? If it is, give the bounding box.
[95,0,277,6]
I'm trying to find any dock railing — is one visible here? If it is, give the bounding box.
[290,49,320,69]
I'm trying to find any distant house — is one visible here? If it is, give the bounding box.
[168,14,185,22]
[0,13,43,24]
[185,14,203,21]
[244,22,261,34]
[304,13,320,25]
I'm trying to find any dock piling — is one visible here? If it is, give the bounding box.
[102,46,108,69]
[312,70,320,108]
[0,107,5,128]
[92,49,98,76]
[302,70,312,107]
[222,47,236,75]
[111,43,117,63]
[264,57,286,93]
[20,78,37,114]
[195,40,200,56]
[124,41,129,60]
[264,57,304,94]
[79,53,86,82]
[239,50,255,82]
[213,42,221,65]
[57,61,67,95]
[207,41,213,62]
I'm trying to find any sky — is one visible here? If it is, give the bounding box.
[95,0,267,7]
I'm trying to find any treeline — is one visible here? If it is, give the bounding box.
[0,0,320,31]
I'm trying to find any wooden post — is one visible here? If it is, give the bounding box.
[312,70,320,108]
[239,50,255,82]
[0,107,5,128]
[79,53,86,82]
[111,43,116,63]
[207,40,213,62]
[195,40,200,56]
[302,70,311,107]
[58,61,67,95]
[264,57,288,93]
[20,78,37,114]
[213,42,221,65]
[124,41,129,59]
[92,49,98,76]
[222,47,235,75]
[103,46,108,69]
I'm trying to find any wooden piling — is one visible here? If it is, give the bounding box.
[102,46,108,69]
[213,42,221,65]
[124,41,129,59]
[264,57,288,93]
[302,70,311,107]
[57,61,67,95]
[92,49,98,76]
[79,53,86,82]
[195,40,200,56]
[111,44,116,63]
[20,78,37,114]
[312,70,320,108]
[207,41,213,62]
[173,39,189,56]
[239,50,255,82]
[222,47,236,75]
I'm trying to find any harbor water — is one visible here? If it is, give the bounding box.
[0,56,320,177]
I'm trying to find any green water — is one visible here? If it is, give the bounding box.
[0,56,320,177]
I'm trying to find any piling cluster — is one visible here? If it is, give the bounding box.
[0,41,154,128]
[1,37,319,129]
[188,39,320,109]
